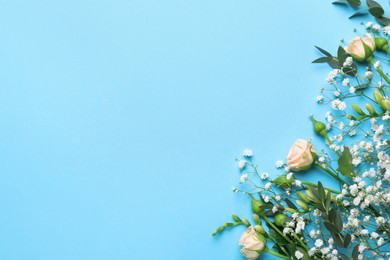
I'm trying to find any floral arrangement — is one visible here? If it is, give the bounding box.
[213,1,390,259]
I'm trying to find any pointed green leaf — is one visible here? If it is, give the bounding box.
[333,0,348,4]
[349,10,368,18]
[376,16,390,25]
[312,57,332,63]
[315,46,333,57]
[337,147,355,177]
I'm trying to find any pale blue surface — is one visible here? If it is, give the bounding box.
[0,1,361,259]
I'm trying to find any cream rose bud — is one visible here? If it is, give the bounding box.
[239,226,265,260]
[287,139,316,172]
[346,34,375,62]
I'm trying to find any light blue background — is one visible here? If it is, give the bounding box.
[0,1,362,259]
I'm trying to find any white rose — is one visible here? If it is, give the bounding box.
[287,139,316,172]
[239,226,265,259]
[346,34,375,62]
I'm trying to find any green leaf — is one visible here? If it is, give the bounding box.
[285,198,298,210]
[337,147,355,177]
[367,0,382,8]
[335,210,343,231]
[339,253,349,260]
[325,191,332,211]
[324,221,340,233]
[337,46,347,65]
[349,10,368,18]
[355,84,368,91]
[376,16,390,25]
[315,46,333,57]
[333,0,348,4]
[347,0,361,6]
[352,245,359,259]
[369,6,385,17]
[312,57,332,63]
[328,59,341,69]
[269,228,288,245]
[317,181,325,202]
[330,232,344,247]
[344,234,352,247]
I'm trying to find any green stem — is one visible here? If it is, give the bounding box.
[262,215,293,244]
[301,180,341,194]
[291,233,309,250]
[325,135,341,157]
[315,163,347,185]
[264,248,290,260]
[367,56,390,85]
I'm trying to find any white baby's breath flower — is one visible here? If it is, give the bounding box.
[315,239,324,248]
[243,149,253,157]
[239,174,248,183]
[383,25,390,35]
[275,160,284,168]
[365,71,373,79]
[295,251,304,259]
[260,172,269,180]
[238,160,247,170]
[316,95,324,103]
[342,78,350,86]
[373,24,381,31]
[374,60,381,69]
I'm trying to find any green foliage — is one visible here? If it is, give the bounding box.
[337,147,355,177]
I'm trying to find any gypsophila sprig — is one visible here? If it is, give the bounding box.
[213,2,390,259]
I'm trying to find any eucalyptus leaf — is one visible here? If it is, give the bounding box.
[366,0,382,8]
[376,16,390,25]
[312,57,332,63]
[315,46,333,57]
[347,0,361,6]
[369,6,385,17]
[333,0,348,4]
[349,10,368,18]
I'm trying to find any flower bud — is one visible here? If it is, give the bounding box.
[274,214,287,226]
[375,37,389,52]
[271,174,294,188]
[310,116,327,137]
[253,214,261,225]
[285,208,297,214]
[254,225,265,234]
[306,189,319,203]
[232,214,241,222]
[251,198,264,216]
[383,99,390,112]
[296,191,310,203]
[352,104,366,116]
[346,114,356,120]
[296,200,308,211]
[243,218,250,227]
[365,103,376,115]
[374,90,386,111]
